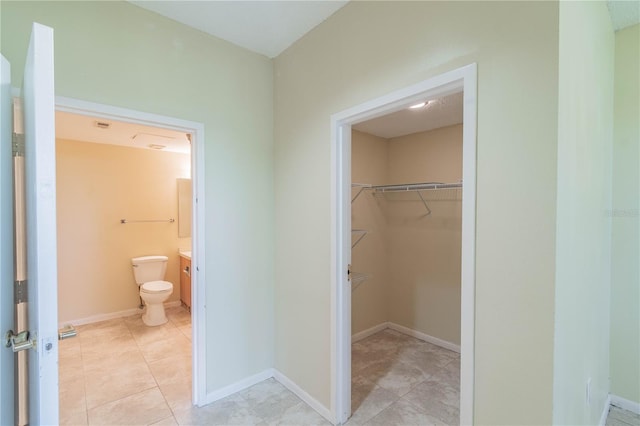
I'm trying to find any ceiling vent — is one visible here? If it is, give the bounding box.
[147,144,166,150]
[94,121,111,129]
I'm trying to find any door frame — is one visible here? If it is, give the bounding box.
[55,96,207,406]
[330,63,477,425]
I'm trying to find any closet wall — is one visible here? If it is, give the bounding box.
[352,124,462,345]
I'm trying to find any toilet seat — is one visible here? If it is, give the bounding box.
[141,280,173,294]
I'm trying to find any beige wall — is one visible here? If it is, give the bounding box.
[610,24,640,404]
[553,1,614,423]
[274,3,559,423]
[387,125,463,184]
[56,139,191,323]
[2,1,274,394]
[387,125,462,345]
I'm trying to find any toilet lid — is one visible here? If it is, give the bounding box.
[141,280,173,293]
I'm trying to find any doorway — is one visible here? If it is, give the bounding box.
[53,97,206,421]
[331,64,477,425]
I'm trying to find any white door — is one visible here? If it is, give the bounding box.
[2,22,58,425]
[0,54,16,426]
[22,22,59,425]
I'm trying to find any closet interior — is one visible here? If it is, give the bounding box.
[349,91,463,424]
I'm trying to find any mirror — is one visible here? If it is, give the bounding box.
[177,178,192,238]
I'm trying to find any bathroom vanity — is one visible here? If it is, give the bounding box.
[179,251,191,311]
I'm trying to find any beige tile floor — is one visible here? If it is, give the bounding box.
[348,329,460,425]
[61,315,461,426]
[59,306,330,426]
[60,306,192,425]
[60,309,461,426]
[62,316,636,426]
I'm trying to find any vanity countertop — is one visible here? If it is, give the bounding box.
[179,250,191,260]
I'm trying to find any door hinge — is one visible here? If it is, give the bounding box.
[12,133,25,157]
[14,280,27,304]
[5,330,35,353]
[347,264,352,281]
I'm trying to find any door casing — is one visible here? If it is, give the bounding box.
[330,63,478,425]
[55,96,207,407]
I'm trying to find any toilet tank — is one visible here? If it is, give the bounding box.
[131,255,168,284]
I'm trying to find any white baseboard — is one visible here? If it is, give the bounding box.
[201,369,273,406]
[611,394,640,415]
[600,395,612,426]
[61,307,142,327]
[351,321,460,353]
[352,322,389,343]
[272,369,335,425]
[387,322,461,353]
[199,367,334,425]
[59,300,182,327]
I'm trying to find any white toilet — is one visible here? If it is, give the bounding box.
[131,255,174,326]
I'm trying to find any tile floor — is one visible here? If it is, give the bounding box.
[61,316,461,425]
[61,316,638,426]
[59,306,330,426]
[59,306,192,425]
[348,329,460,425]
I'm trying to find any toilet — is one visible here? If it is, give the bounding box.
[131,255,174,326]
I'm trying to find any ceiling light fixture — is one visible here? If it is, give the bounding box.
[409,102,426,109]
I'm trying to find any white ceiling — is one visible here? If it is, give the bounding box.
[56,111,191,154]
[128,0,348,58]
[353,92,464,139]
[608,0,640,31]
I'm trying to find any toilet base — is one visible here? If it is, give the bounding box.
[142,303,168,326]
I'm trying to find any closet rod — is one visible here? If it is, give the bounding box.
[120,218,175,224]
[371,181,462,192]
[372,181,462,215]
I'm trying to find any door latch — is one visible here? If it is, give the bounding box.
[5,330,35,352]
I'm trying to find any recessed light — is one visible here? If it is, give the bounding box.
[409,102,426,109]
[148,144,166,150]
[409,99,437,110]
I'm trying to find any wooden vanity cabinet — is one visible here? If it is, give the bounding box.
[180,256,191,310]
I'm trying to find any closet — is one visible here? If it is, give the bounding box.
[349,110,463,423]
[351,122,463,340]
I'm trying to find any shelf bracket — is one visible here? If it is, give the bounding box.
[351,184,371,203]
[351,229,368,249]
[416,190,432,216]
